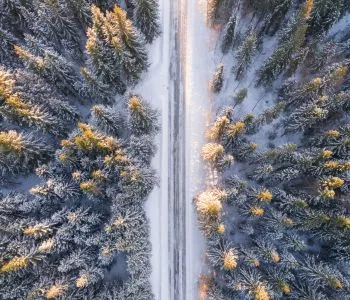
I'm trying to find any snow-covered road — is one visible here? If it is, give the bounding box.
[137,0,218,299]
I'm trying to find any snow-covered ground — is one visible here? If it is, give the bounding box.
[183,0,218,298]
[140,4,350,300]
[134,0,171,298]
[136,0,218,298]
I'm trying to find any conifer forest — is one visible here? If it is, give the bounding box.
[1,0,350,299]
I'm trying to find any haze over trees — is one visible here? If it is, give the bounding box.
[0,0,160,298]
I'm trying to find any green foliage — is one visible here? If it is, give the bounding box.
[132,0,161,43]
[221,13,236,53]
[0,1,160,298]
[235,31,257,80]
[86,5,148,94]
[233,88,248,106]
[211,64,225,93]
[308,0,346,36]
[257,0,314,86]
[199,1,350,299]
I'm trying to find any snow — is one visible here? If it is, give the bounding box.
[134,0,170,298]
[137,3,350,299]
[327,13,350,39]
[136,1,297,299]
[135,0,217,298]
[213,9,299,151]
[183,0,217,297]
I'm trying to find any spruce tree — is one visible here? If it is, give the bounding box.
[14,45,83,99]
[0,69,65,135]
[221,13,236,53]
[262,0,292,36]
[110,5,149,82]
[0,130,52,180]
[86,5,148,93]
[86,4,126,94]
[26,0,82,55]
[128,95,159,136]
[210,64,224,93]
[308,0,345,36]
[235,31,257,80]
[257,0,314,86]
[132,0,161,43]
[0,28,19,67]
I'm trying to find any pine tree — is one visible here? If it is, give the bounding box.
[235,31,257,80]
[262,0,292,36]
[0,2,158,298]
[197,2,350,298]
[0,0,32,33]
[0,28,19,67]
[27,0,83,54]
[207,241,238,271]
[210,64,224,93]
[0,68,68,135]
[14,45,83,98]
[79,67,113,103]
[66,0,91,29]
[86,4,126,93]
[110,5,149,82]
[233,88,248,107]
[92,104,125,136]
[308,0,345,36]
[0,130,52,180]
[86,5,148,93]
[128,95,159,136]
[221,13,236,53]
[257,0,314,86]
[132,0,161,43]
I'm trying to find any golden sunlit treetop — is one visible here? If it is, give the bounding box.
[201,143,224,163]
[196,188,227,216]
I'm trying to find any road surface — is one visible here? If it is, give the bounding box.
[138,0,218,299]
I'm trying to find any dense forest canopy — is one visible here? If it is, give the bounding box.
[0,0,160,298]
[199,0,350,299]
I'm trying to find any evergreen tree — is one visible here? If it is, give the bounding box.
[261,0,292,36]
[308,0,345,36]
[91,104,126,136]
[14,45,83,99]
[257,0,314,86]
[86,5,148,94]
[66,0,91,29]
[110,5,149,82]
[233,88,248,107]
[210,64,224,93]
[0,0,32,33]
[0,69,65,135]
[235,31,257,80]
[128,95,159,136]
[132,0,161,43]
[0,130,52,180]
[221,13,236,54]
[86,4,126,94]
[0,28,19,67]
[197,1,350,299]
[0,100,158,298]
